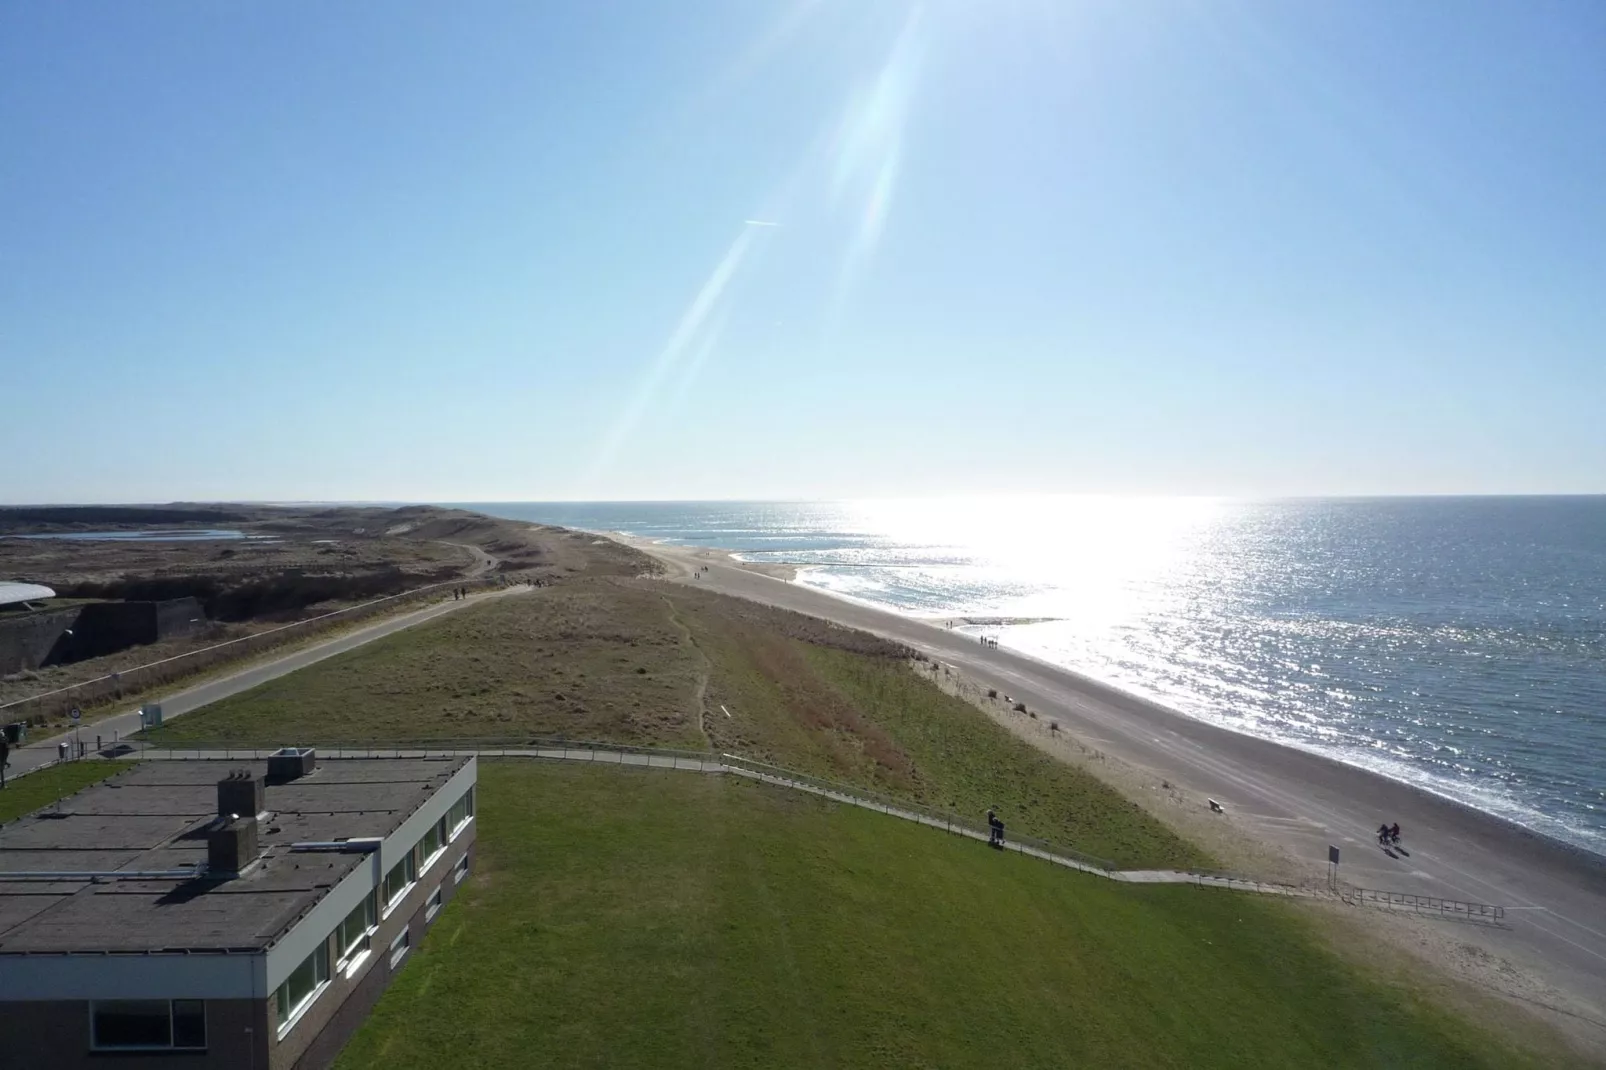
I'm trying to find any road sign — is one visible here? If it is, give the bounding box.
[69,707,82,722]
[1328,845,1340,865]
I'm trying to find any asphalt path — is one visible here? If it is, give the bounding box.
[643,539,1606,1038]
[6,587,526,779]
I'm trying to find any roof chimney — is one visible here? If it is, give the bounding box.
[217,768,264,821]
[207,815,259,878]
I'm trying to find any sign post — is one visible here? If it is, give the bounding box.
[70,707,81,757]
[1327,845,1341,892]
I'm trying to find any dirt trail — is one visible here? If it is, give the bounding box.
[437,540,497,577]
[660,594,712,748]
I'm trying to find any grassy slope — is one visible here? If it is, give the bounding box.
[0,761,130,823]
[153,582,1201,868]
[805,646,1206,868]
[150,584,707,748]
[669,588,1205,868]
[336,763,1546,1070]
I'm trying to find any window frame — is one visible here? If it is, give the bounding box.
[388,926,410,968]
[274,941,331,1038]
[88,999,207,1053]
[382,851,417,917]
[425,884,443,921]
[419,816,448,876]
[447,788,475,840]
[336,889,378,976]
[454,853,470,884]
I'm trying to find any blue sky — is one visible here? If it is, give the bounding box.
[3,1,1603,503]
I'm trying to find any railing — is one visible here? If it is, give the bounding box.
[93,736,731,773]
[718,752,1119,874]
[10,737,1513,924]
[1337,884,1505,923]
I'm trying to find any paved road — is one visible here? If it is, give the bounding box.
[641,539,1606,1040]
[6,587,526,779]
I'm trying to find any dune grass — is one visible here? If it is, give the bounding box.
[0,761,131,824]
[147,580,1204,868]
[149,583,707,747]
[336,762,1547,1070]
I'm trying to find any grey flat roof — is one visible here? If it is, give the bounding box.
[0,757,469,956]
[0,582,55,607]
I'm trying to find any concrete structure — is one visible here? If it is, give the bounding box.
[0,596,208,674]
[0,753,477,1069]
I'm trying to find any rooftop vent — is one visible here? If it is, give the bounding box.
[268,746,317,782]
[217,768,264,821]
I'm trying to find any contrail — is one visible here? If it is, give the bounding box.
[744,219,782,227]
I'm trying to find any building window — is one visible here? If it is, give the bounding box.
[419,817,445,873]
[389,927,410,968]
[383,852,416,913]
[455,853,470,884]
[337,890,377,970]
[425,884,443,921]
[447,788,475,838]
[274,942,330,1034]
[90,1000,206,1051]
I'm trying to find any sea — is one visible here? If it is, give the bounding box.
[458,497,1606,857]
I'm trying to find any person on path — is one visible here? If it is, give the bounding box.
[986,808,998,846]
[993,816,1006,848]
[0,732,9,789]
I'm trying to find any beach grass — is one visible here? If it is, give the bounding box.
[335,762,1549,1070]
[805,646,1210,869]
[0,761,131,824]
[147,583,709,748]
[152,580,1203,868]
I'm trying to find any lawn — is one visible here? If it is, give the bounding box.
[0,761,130,823]
[335,762,1550,1070]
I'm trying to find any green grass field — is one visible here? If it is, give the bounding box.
[336,762,1546,1070]
[0,761,130,823]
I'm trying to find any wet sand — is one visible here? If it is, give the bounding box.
[622,534,1606,1054]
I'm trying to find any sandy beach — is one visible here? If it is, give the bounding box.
[625,534,1606,1054]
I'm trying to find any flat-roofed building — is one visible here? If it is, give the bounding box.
[0,752,477,1069]
[0,582,57,609]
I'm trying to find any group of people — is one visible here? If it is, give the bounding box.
[986,807,1007,848]
[1377,821,1402,846]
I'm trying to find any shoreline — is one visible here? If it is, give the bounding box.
[617,531,1606,1049]
[658,532,1606,862]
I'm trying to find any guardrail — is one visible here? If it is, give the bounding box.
[1337,884,1505,923]
[718,752,1119,874]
